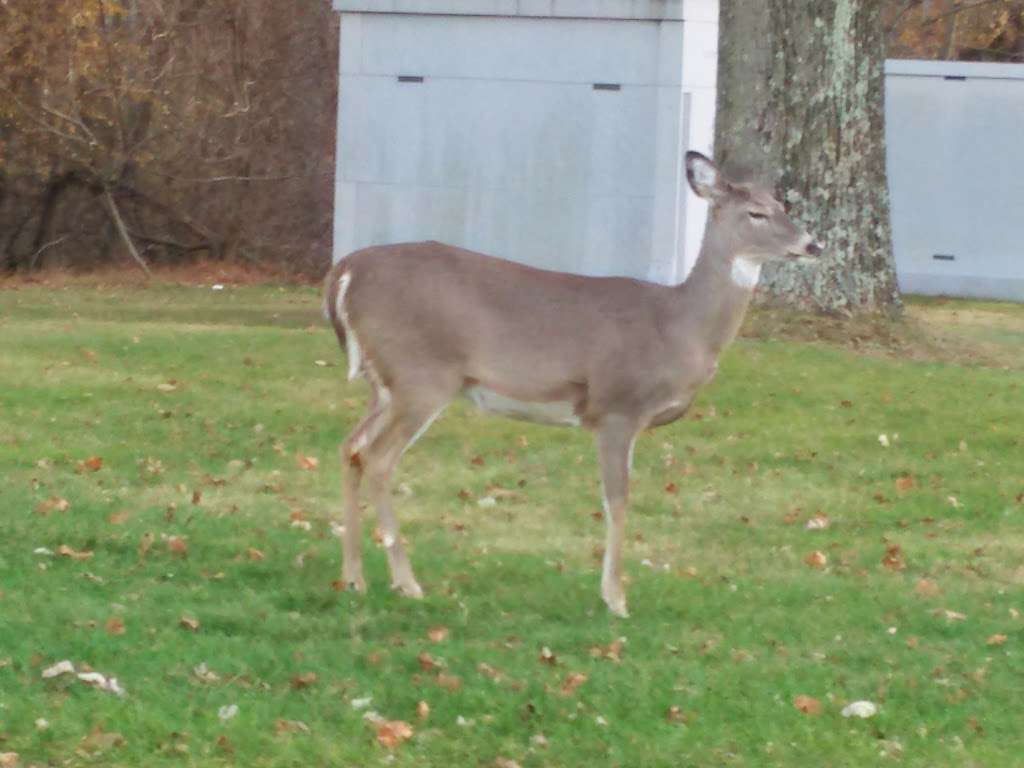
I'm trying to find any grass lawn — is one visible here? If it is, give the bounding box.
[0,281,1022,767]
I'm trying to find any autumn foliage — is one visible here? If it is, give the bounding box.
[1,1,1020,277]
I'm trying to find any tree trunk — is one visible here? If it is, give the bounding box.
[715,0,901,314]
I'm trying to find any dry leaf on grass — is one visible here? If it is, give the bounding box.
[166,536,188,557]
[793,695,822,715]
[436,672,462,692]
[804,551,827,569]
[137,532,154,559]
[0,752,18,768]
[589,638,625,662]
[538,646,556,665]
[56,544,93,561]
[841,700,878,718]
[105,616,125,636]
[35,497,70,516]
[290,672,318,689]
[296,454,319,471]
[882,544,905,571]
[77,671,125,696]
[79,728,126,753]
[986,634,1008,646]
[180,615,200,632]
[427,626,450,643]
[275,719,310,735]
[41,660,75,678]
[666,705,695,725]
[943,609,967,622]
[559,672,588,696]
[895,475,915,492]
[417,652,438,672]
[375,720,413,749]
[247,548,265,561]
[915,578,940,598]
[805,514,830,531]
[494,758,523,768]
[416,700,430,720]
[218,704,239,721]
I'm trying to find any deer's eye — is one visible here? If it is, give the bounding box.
[748,211,769,221]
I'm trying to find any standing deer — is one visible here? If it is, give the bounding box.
[324,152,822,616]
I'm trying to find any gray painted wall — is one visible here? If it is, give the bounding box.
[885,59,1024,302]
[331,1,718,285]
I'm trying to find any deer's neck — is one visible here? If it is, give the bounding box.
[675,229,759,356]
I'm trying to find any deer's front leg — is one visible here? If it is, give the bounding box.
[597,417,638,618]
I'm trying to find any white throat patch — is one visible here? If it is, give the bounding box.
[730,256,762,290]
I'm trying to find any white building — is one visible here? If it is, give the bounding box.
[329,0,720,285]
[885,59,1024,302]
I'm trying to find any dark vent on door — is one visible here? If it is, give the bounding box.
[933,253,956,261]
[397,75,424,83]
[593,83,621,91]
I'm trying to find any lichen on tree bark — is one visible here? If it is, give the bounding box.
[715,0,902,314]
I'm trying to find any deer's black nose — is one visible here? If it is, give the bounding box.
[805,241,824,257]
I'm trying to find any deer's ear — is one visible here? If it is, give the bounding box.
[685,151,725,200]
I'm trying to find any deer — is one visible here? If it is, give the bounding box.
[324,151,822,617]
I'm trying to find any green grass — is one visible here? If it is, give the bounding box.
[1,283,1022,767]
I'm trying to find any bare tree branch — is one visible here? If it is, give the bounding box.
[103,188,152,277]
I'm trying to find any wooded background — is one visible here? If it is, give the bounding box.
[1,0,1021,278]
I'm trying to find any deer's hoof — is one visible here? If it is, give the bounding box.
[602,592,629,618]
[343,574,366,593]
[392,580,424,599]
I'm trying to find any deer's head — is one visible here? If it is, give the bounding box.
[685,151,823,264]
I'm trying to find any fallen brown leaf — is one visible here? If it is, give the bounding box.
[882,544,905,572]
[427,626,450,643]
[666,705,694,725]
[589,638,625,662]
[664,482,678,495]
[108,510,131,525]
[986,633,1008,647]
[180,615,200,632]
[79,728,126,753]
[436,672,462,692]
[166,536,188,557]
[539,646,556,665]
[804,551,827,569]
[57,544,93,561]
[417,652,437,672]
[559,671,588,696]
[297,454,319,471]
[895,475,916,492]
[275,719,311,735]
[793,695,822,715]
[0,752,18,768]
[78,456,104,473]
[494,758,523,768]
[35,496,70,516]
[416,700,430,720]
[247,548,265,561]
[105,616,125,636]
[915,578,940,598]
[290,671,318,689]
[477,662,504,682]
[376,720,413,749]
[138,532,154,559]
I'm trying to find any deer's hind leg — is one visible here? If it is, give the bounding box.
[360,381,454,598]
[339,387,388,592]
